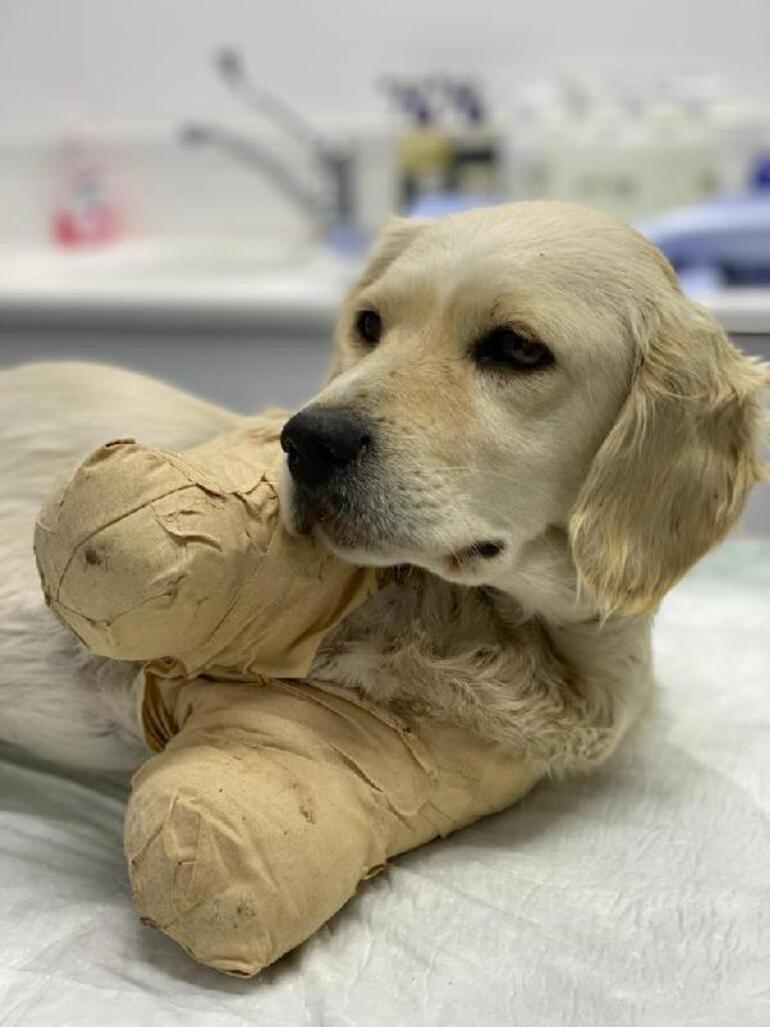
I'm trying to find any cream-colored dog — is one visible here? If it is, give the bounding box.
[0,201,766,774]
[282,201,767,771]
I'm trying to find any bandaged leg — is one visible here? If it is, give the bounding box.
[125,675,542,976]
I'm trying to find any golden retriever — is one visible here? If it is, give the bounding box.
[0,201,766,775]
[279,201,767,773]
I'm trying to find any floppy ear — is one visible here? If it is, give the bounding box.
[325,218,428,382]
[354,216,430,290]
[570,297,768,614]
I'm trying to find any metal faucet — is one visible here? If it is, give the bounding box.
[180,47,358,245]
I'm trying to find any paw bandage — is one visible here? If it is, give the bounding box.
[34,416,377,681]
[127,674,541,976]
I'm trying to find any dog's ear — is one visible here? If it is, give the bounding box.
[325,217,429,382]
[355,216,430,290]
[569,296,767,614]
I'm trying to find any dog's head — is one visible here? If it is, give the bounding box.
[280,202,767,615]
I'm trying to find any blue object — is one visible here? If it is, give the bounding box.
[751,155,770,190]
[407,192,503,219]
[323,222,371,259]
[639,193,770,289]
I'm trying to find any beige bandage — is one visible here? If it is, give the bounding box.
[34,416,542,977]
[126,673,542,976]
[34,417,378,681]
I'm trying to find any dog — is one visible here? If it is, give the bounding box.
[0,201,766,775]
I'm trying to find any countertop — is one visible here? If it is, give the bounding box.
[696,289,770,336]
[1,239,770,337]
[0,240,355,332]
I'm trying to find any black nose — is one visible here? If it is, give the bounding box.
[281,407,372,489]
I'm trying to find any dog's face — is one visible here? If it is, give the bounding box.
[281,202,766,613]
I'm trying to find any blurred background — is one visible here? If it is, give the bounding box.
[0,0,769,418]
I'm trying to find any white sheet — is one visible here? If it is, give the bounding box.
[1,540,768,1027]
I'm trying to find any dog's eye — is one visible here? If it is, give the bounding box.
[474,328,554,372]
[355,309,382,346]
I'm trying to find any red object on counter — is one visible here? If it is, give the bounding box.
[51,139,123,248]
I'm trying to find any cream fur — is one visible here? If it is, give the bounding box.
[0,201,766,775]
[0,362,239,770]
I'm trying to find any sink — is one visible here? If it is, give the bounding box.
[10,237,315,280]
[0,236,357,329]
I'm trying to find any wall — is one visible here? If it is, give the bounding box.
[1,0,768,137]
[1,0,768,243]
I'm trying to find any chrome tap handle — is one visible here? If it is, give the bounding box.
[214,47,324,155]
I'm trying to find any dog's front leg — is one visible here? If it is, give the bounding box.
[311,604,653,776]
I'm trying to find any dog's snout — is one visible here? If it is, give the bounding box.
[281,407,371,488]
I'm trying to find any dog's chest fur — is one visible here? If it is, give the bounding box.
[309,566,652,771]
[314,568,516,687]
[309,569,566,749]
